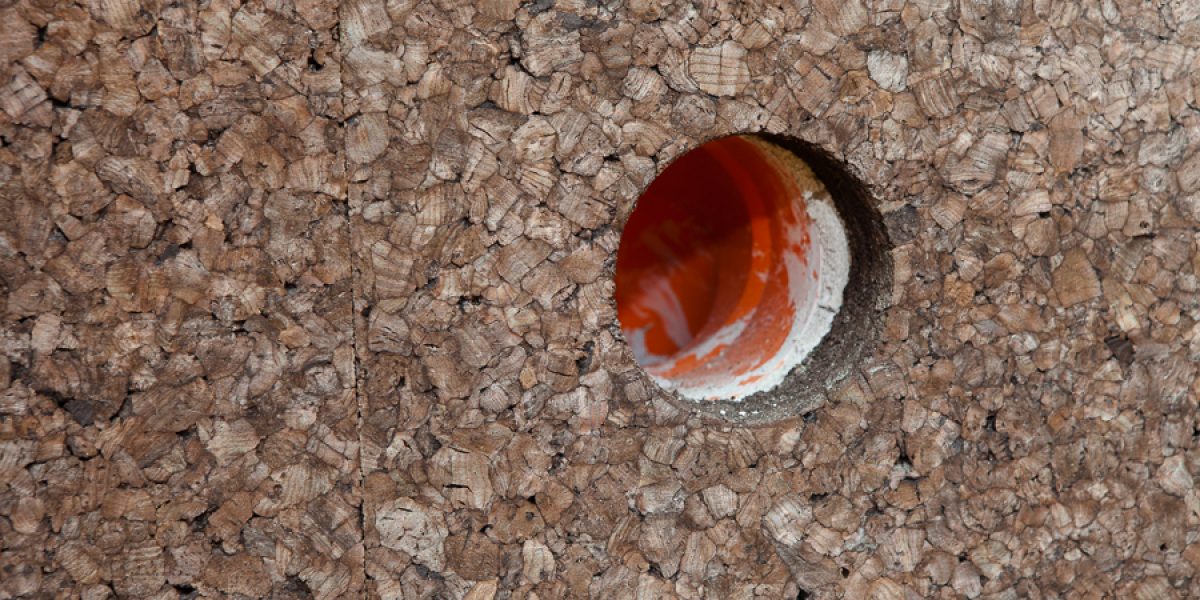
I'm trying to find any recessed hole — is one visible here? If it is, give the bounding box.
[616,135,849,401]
[614,134,891,422]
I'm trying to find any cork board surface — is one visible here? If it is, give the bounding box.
[4,0,1200,598]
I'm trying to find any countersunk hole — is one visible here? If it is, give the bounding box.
[613,134,891,423]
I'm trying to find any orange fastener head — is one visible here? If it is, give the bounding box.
[615,136,849,401]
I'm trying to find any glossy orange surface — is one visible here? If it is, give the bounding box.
[615,136,815,399]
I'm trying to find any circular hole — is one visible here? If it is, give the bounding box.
[614,134,890,420]
[615,135,850,400]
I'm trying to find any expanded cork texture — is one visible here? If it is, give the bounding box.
[3,1,1200,599]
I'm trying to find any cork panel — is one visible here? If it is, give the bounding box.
[346,1,1200,599]
[0,0,362,597]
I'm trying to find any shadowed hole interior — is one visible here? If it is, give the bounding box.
[614,134,891,421]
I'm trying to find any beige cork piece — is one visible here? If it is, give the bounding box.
[3,0,1200,599]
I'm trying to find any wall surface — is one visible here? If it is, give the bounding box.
[3,0,1200,598]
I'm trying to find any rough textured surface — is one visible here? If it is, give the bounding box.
[0,0,362,598]
[5,0,1200,599]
